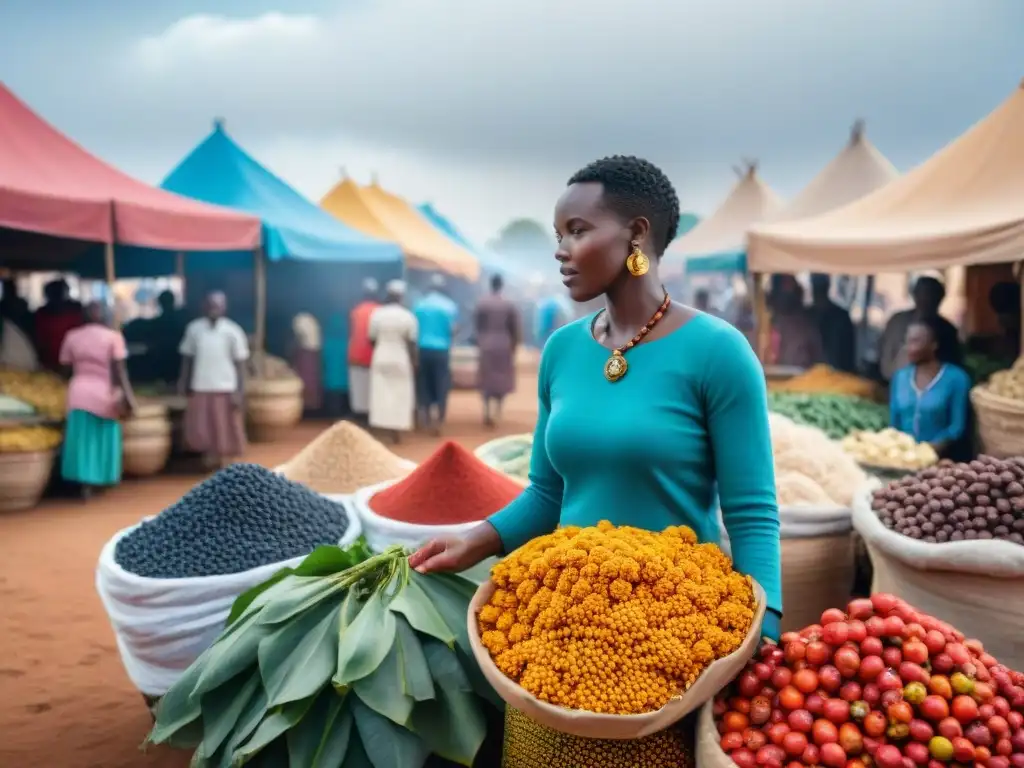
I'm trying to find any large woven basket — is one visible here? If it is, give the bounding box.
[0,448,56,512]
[971,385,1024,458]
[246,377,304,442]
[502,707,695,768]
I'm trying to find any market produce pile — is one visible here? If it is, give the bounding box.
[247,354,300,382]
[986,359,1024,400]
[278,421,410,495]
[0,367,66,419]
[768,393,889,441]
[149,543,499,767]
[477,521,756,715]
[769,364,879,400]
[114,463,351,578]
[769,413,868,508]
[713,594,1024,768]
[0,393,35,418]
[369,441,524,525]
[966,352,1012,385]
[842,429,939,472]
[0,425,62,452]
[870,456,1024,544]
[474,434,532,484]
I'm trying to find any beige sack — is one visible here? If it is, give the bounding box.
[780,534,855,633]
[468,579,766,740]
[852,486,1024,669]
[695,700,736,768]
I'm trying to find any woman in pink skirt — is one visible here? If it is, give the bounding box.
[177,291,249,469]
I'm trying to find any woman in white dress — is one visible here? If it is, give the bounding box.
[368,280,419,443]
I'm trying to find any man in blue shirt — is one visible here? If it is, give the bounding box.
[412,274,458,434]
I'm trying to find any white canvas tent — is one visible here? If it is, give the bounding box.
[663,163,782,274]
[748,80,1024,275]
[764,122,899,226]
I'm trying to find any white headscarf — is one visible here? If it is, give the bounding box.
[292,313,322,350]
[386,279,407,299]
[362,277,380,295]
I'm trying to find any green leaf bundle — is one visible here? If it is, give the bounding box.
[147,540,498,768]
[768,391,889,440]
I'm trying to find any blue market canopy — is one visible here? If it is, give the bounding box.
[159,121,402,268]
[417,203,524,279]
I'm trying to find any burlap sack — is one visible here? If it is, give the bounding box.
[468,579,766,740]
[852,486,1024,669]
[695,700,736,768]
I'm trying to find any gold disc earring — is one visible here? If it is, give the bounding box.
[626,242,650,277]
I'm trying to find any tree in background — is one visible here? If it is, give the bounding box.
[488,218,554,257]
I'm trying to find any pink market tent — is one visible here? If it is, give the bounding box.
[0,82,261,271]
[663,164,782,275]
[748,80,1024,275]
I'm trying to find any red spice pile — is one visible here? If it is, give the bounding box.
[369,440,524,524]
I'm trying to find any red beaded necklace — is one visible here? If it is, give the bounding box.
[597,292,672,382]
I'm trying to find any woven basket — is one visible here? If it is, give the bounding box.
[780,533,855,633]
[971,385,1024,458]
[0,448,56,512]
[451,346,480,390]
[502,707,695,768]
[246,380,304,442]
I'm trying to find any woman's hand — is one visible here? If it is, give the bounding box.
[409,522,503,574]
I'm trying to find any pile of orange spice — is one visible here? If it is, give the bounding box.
[369,441,524,524]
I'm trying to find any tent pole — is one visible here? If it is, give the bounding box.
[752,272,769,362]
[104,240,119,328]
[175,252,186,304]
[253,248,266,377]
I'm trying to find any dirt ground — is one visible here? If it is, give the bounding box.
[0,379,538,768]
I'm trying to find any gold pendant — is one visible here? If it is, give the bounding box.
[604,351,628,382]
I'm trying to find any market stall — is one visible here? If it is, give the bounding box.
[160,123,405,440]
[748,79,1024,456]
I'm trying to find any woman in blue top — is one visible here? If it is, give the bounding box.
[890,317,972,462]
[410,156,783,640]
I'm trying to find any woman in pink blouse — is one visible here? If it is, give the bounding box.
[59,302,139,499]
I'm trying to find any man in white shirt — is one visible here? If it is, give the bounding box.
[178,291,250,468]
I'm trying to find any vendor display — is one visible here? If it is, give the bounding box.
[114,463,352,577]
[246,354,304,441]
[965,351,1011,385]
[365,440,523,526]
[0,425,62,452]
[0,424,61,512]
[0,367,66,420]
[147,544,500,767]
[475,434,533,484]
[987,360,1024,399]
[841,429,939,472]
[769,413,867,509]
[278,420,410,495]
[768,364,879,401]
[972,357,1024,459]
[704,594,1024,768]
[476,521,756,714]
[869,457,1024,545]
[767,392,888,441]
[121,401,172,477]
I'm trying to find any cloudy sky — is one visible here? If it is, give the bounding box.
[1,0,1022,242]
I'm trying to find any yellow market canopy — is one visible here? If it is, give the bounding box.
[663,164,783,273]
[321,178,479,280]
[748,80,1024,275]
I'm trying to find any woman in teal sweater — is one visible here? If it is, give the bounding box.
[410,155,782,640]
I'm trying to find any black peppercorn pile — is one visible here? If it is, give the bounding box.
[114,463,351,578]
[871,456,1024,544]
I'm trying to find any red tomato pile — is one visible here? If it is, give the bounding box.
[714,594,1024,768]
